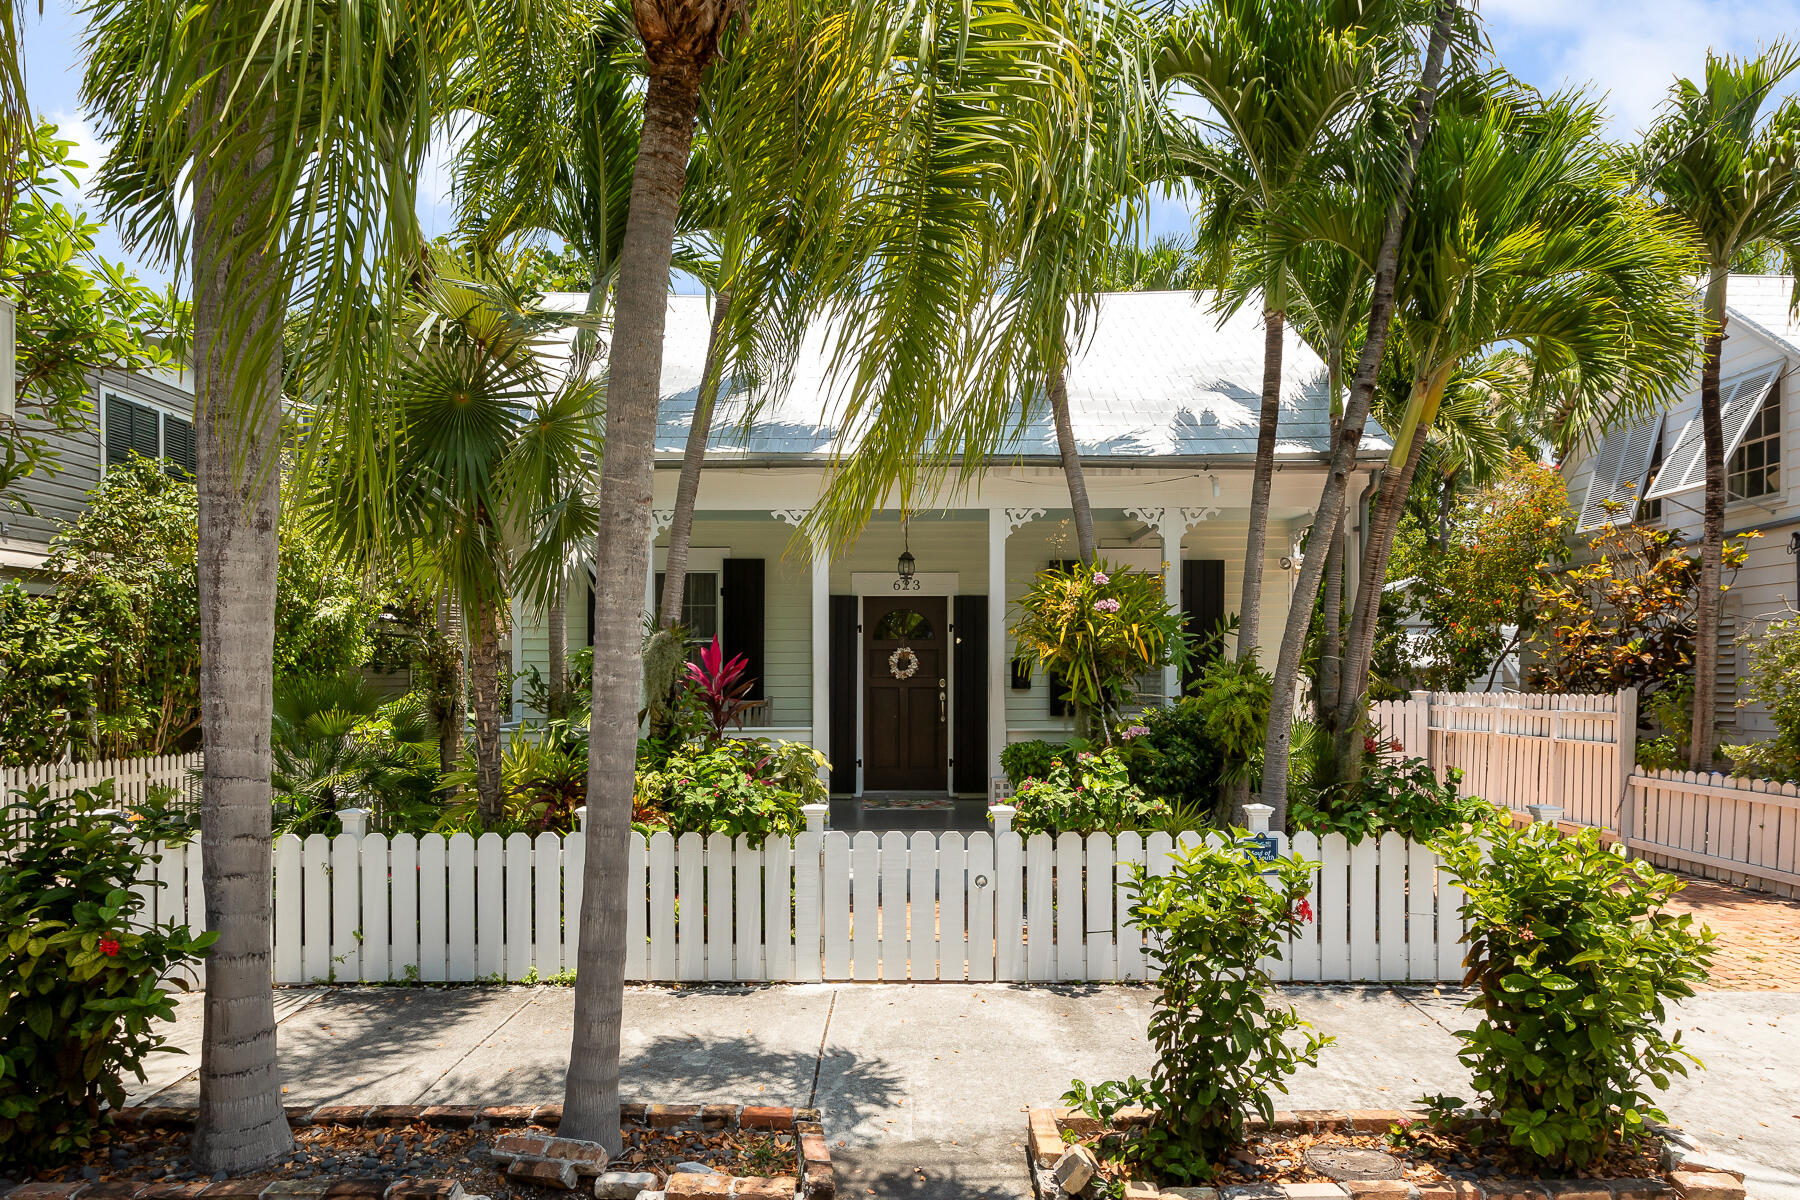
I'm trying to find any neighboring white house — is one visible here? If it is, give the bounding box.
[1563,273,1800,742]
[511,289,1390,796]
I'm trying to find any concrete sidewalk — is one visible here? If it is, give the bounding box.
[133,985,1800,1200]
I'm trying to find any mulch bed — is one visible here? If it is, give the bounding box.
[6,1123,795,1200]
[1073,1122,1664,1189]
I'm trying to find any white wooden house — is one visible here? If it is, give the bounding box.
[1563,273,1800,742]
[512,290,1389,797]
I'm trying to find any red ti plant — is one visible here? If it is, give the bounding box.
[685,636,754,743]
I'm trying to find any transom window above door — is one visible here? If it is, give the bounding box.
[872,608,934,640]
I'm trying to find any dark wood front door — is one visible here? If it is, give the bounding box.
[863,595,948,791]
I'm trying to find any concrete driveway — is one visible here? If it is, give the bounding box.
[133,984,1800,1200]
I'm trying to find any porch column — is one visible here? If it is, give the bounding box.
[987,509,1008,785]
[773,509,831,753]
[993,507,1044,780]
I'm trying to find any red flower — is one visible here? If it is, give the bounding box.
[99,938,120,957]
[1295,899,1314,924]
[1363,736,1379,754]
[1389,739,1404,754]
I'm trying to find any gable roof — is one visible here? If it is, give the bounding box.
[542,289,1385,463]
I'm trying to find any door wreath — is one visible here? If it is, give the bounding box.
[888,646,920,680]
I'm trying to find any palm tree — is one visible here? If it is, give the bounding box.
[559,0,743,1150]
[1255,0,1463,828]
[1158,0,1413,658]
[1635,44,1800,768]
[83,0,462,1167]
[1323,85,1698,787]
[453,3,642,716]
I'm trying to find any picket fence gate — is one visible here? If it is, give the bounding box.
[1625,769,1800,898]
[130,812,1470,986]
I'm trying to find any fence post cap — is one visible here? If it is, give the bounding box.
[337,807,370,837]
[573,805,588,832]
[1242,802,1274,833]
[988,803,1017,833]
[801,802,829,832]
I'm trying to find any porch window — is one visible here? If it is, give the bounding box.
[654,571,720,642]
[104,393,196,476]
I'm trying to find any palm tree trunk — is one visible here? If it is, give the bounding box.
[1238,307,1285,658]
[1050,363,1096,564]
[470,599,506,826]
[1257,0,1459,830]
[1316,495,1346,716]
[1690,272,1729,768]
[547,571,567,720]
[564,59,704,1152]
[435,592,465,776]
[1330,373,1440,784]
[189,132,293,1175]
[660,289,731,630]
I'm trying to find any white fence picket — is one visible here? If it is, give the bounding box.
[850,832,878,981]
[967,832,996,981]
[909,831,936,981]
[274,835,302,983]
[360,833,389,982]
[1288,832,1322,982]
[1055,832,1083,982]
[302,833,330,983]
[994,830,1024,982]
[795,829,825,983]
[938,832,966,982]
[821,830,851,980]
[649,832,677,980]
[1025,833,1054,982]
[1114,832,1146,981]
[880,832,908,981]
[764,834,793,982]
[447,834,476,980]
[734,835,762,981]
[505,833,533,981]
[390,834,419,982]
[532,831,562,978]
[677,833,704,980]
[421,834,450,982]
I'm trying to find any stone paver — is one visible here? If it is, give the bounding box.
[1663,877,1800,990]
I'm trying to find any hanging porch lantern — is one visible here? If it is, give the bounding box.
[897,516,917,581]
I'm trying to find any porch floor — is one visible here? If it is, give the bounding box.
[828,795,991,834]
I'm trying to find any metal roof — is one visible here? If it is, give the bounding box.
[541,289,1385,462]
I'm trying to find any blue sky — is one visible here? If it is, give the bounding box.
[23,0,1800,292]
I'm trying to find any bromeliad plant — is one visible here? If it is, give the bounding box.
[1423,819,1715,1170]
[1064,841,1327,1182]
[1013,560,1189,740]
[0,783,213,1169]
[685,636,756,744]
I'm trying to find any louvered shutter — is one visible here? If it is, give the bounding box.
[828,596,858,794]
[1645,365,1781,499]
[952,595,988,795]
[105,395,137,465]
[722,558,765,702]
[1577,414,1662,530]
[1180,559,1226,690]
[163,416,196,475]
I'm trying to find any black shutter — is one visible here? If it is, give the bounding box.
[1047,559,1076,716]
[827,595,858,795]
[953,596,988,795]
[722,558,765,702]
[1181,558,1226,690]
[133,402,160,459]
[104,395,134,465]
[585,579,595,647]
[163,416,196,475]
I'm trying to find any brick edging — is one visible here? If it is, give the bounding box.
[1026,1108,1745,1200]
[3,1104,830,1200]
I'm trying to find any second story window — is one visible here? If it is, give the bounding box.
[1728,386,1780,501]
[105,394,197,476]
[1642,431,1665,522]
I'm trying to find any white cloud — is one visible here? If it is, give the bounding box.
[45,108,105,197]
[1485,0,1800,137]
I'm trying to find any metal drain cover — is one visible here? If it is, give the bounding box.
[1301,1146,1405,1181]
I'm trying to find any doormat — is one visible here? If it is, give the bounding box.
[860,794,959,811]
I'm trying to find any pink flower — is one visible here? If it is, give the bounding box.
[1095,598,1121,613]
[1122,725,1149,740]
[1092,572,1109,584]
[1517,927,1538,942]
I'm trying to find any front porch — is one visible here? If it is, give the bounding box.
[516,464,1358,797]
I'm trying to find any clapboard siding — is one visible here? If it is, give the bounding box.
[1561,302,1799,740]
[5,368,196,552]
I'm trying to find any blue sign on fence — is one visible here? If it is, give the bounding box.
[1246,832,1280,863]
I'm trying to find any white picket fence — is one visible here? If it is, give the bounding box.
[1624,769,1800,898]
[130,813,1469,986]
[2,752,203,832]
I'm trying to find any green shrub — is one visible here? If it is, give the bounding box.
[1724,616,1800,781]
[1116,701,1221,818]
[1064,840,1327,1182]
[1000,739,1071,789]
[1011,747,1171,836]
[1292,751,1489,844]
[0,783,213,1170]
[1423,820,1715,1169]
[637,738,826,845]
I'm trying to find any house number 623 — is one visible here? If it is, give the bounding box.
[892,577,922,591]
